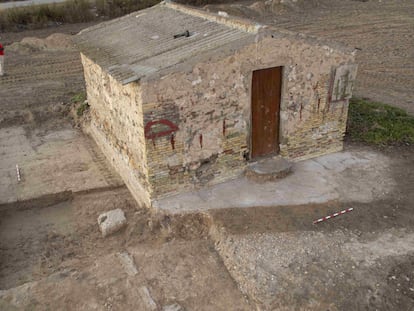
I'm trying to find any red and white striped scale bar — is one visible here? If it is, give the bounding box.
[16,164,21,182]
[313,207,354,224]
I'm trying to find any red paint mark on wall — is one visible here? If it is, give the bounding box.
[170,133,175,150]
[199,134,203,148]
[145,119,179,139]
[222,119,226,136]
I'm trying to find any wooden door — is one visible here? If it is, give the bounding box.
[251,66,282,159]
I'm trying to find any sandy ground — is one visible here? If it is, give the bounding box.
[0,2,414,310]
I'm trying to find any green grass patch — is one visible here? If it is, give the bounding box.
[71,91,86,104]
[71,91,89,116]
[346,98,414,145]
[76,102,89,116]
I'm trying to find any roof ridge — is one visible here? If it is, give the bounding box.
[164,0,262,34]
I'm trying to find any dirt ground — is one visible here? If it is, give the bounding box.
[209,144,414,310]
[0,189,253,310]
[0,144,412,310]
[0,1,414,310]
[0,22,102,131]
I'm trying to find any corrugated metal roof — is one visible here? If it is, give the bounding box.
[75,3,257,85]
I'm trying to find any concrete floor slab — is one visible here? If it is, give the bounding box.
[0,124,123,204]
[154,148,395,213]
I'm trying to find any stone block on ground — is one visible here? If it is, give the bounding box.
[245,156,293,182]
[97,208,127,237]
[163,303,185,311]
[138,286,158,311]
[117,251,138,276]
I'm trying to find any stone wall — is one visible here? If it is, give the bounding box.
[81,54,151,207]
[80,29,356,203]
[141,32,356,199]
[256,35,356,160]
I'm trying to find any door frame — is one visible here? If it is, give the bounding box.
[249,66,284,161]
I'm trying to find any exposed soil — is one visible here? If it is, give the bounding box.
[0,1,413,310]
[0,22,99,46]
[207,144,414,310]
[210,144,414,236]
[0,22,101,132]
[0,188,253,310]
[0,144,412,310]
[0,183,217,290]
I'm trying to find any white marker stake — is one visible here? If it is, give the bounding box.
[16,164,21,182]
[313,208,353,224]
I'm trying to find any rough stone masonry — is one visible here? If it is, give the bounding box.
[77,2,357,208]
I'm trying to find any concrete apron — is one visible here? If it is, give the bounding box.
[153,148,395,214]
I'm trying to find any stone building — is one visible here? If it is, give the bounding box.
[75,1,358,208]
